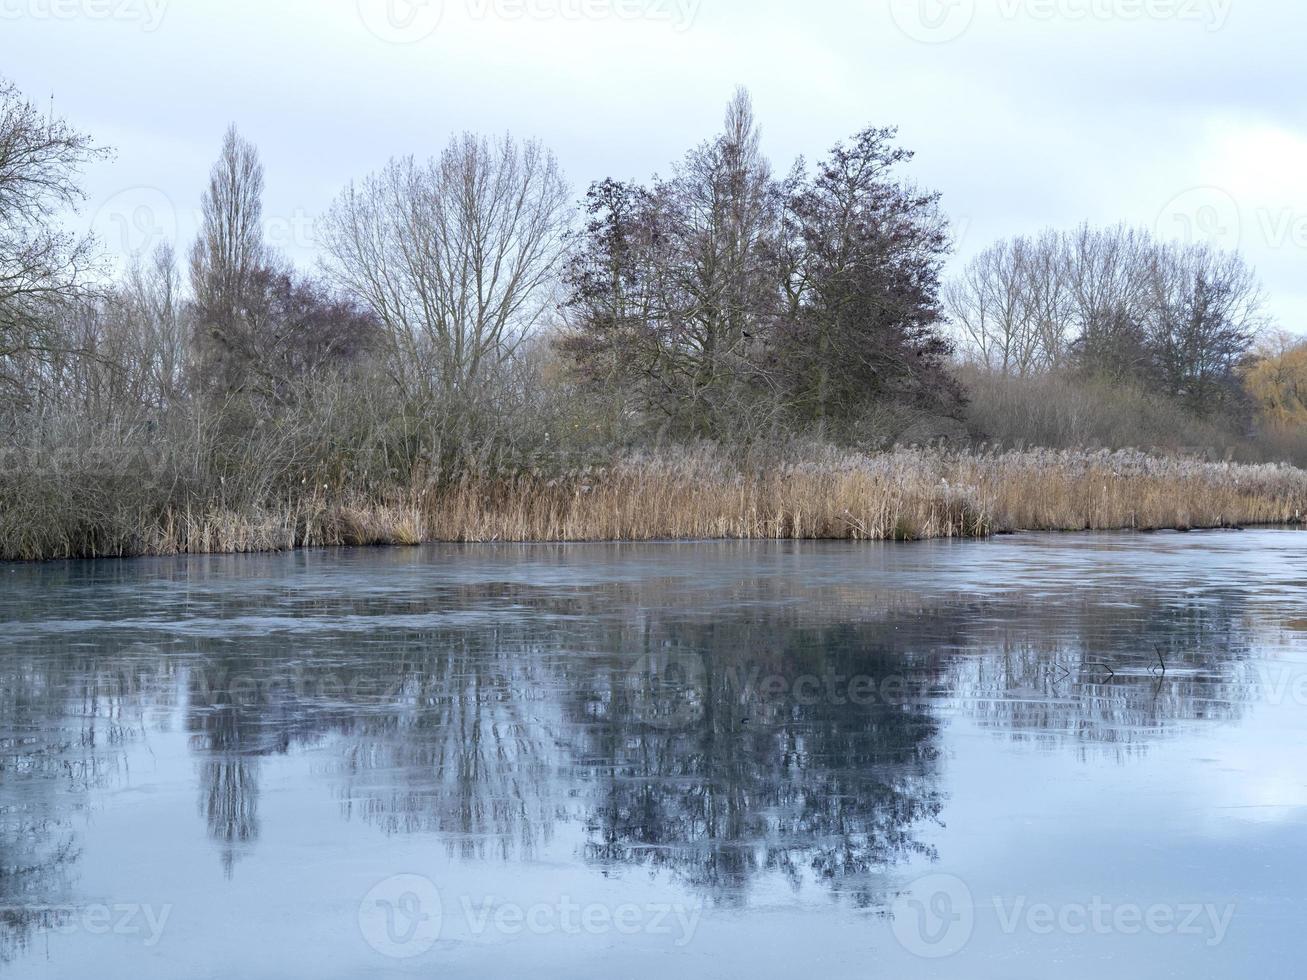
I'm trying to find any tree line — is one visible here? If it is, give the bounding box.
[1,75,1302,487]
[946,224,1267,419]
[0,83,964,454]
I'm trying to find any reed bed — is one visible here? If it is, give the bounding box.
[426,448,987,542]
[423,447,1307,542]
[2,446,1304,560]
[962,448,1307,533]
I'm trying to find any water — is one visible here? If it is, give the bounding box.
[1,530,1305,979]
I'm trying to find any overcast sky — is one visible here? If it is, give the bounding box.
[8,0,1306,331]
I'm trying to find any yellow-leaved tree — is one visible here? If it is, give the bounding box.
[1243,332,1307,429]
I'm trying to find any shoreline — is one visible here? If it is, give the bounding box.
[8,522,1304,568]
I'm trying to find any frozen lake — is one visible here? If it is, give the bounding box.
[2,530,1305,978]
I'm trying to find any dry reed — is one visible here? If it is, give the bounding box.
[421,446,1307,543]
[3,446,1304,560]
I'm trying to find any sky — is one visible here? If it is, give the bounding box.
[6,0,1307,331]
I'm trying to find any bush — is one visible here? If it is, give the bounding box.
[953,366,1292,462]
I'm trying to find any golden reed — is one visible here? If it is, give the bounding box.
[4,447,1304,560]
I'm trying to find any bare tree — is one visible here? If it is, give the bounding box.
[1022,229,1074,369]
[946,238,1041,376]
[947,230,1078,376]
[121,243,186,410]
[1062,224,1152,379]
[320,133,570,401]
[0,79,108,401]
[189,125,269,396]
[190,125,266,319]
[664,87,779,425]
[949,223,1265,416]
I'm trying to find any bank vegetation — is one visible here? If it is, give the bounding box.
[1,80,1304,560]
